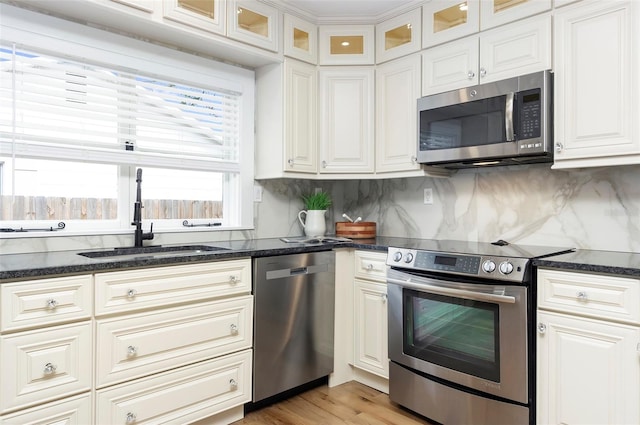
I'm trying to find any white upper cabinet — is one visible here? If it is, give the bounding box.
[162,0,226,34]
[227,0,281,52]
[375,8,422,64]
[319,25,375,65]
[110,0,155,13]
[319,67,374,173]
[422,14,551,95]
[553,0,639,169]
[283,14,318,64]
[423,0,551,48]
[376,54,422,173]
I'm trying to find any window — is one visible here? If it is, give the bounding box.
[0,12,254,235]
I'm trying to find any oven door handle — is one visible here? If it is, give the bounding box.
[387,277,516,304]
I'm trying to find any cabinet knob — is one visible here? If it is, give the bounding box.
[366,263,374,270]
[577,291,588,301]
[127,345,138,357]
[229,378,238,390]
[555,143,564,153]
[467,70,475,80]
[287,158,294,165]
[537,322,547,334]
[479,67,487,78]
[411,155,417,163]
[127,289,137,299]
[381,293,387,303]
[43,362,57,375]
[321,160,328,168]
[230,324,239,335]
[229,275,238,285]
[125,412,137,424]
[46,299,58,310]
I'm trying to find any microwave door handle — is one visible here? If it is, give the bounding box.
[505,92,515,142]
[387,277,516,304]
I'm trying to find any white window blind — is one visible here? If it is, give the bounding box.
[0,45,241,173]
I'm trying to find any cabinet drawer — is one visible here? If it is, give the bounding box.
[96,295,253,388]
[95,349,252,425]
[1,275,92,332]
[354,250,388,282]
[538,269,640,324]
[0,322,92,414]
[95,259,251,316]
[0,393,91,425]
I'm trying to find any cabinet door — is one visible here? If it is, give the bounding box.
[319,67,374,173]
[319,25,375,65]
[537,311,640,425]
[376,8,422,63]
[284,59,317,173]
[226,0,280,52]
[353,280,388,378]
[162,0,226,35]
[479,14,551,84]
[110,0,155,13]
[376,55,422,173]
[480,0,551,30]
[422,0,480,48]
[0,394,91,425]
[422,35,478,96]
[553,1,639,168]
[284,14,317,64]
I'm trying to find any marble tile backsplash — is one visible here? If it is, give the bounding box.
[2,164,638,254]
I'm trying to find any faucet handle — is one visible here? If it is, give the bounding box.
[143,222,154,241]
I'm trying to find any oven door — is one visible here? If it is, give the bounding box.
[387,268,528,404]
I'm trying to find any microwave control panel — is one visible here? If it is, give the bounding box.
[517,88,542,150]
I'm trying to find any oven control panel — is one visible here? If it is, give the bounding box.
[387,247,530,283]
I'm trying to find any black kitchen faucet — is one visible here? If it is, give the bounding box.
[132,168,154,247]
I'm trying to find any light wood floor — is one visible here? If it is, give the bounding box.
[232,381,434,425]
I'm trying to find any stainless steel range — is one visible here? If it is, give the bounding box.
[386,240,573,425]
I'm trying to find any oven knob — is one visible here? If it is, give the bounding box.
[499,261,514,275]
[482,260,496,273]
[404,253,414,263]
[393,251,403,262]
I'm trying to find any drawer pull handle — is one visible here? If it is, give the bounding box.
[577,291,588,301]
[46,299,59,310]
[43,362,57,375]
[229,275,238,285]
[125,412,137,424]
[127,345,138,357]
[127,289,137,299]
[537,322,547,334]
[366,263,374,270]
[230,378,238,390]
[230,324,238,335]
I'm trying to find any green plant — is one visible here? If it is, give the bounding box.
[302,191,332,210]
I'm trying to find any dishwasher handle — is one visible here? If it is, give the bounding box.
[266,263,329,280]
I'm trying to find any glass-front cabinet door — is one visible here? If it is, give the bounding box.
[480,0,552,30]
[227,0,280,52]
[162,0,226,35]
[423,0,480,48]
[284,14,317,64]
[319,25,375,65]
[375,8,421,64]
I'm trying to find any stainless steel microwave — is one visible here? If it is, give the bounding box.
[417,70,553,169]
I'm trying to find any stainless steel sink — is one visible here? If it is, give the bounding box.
[78,245,229,261]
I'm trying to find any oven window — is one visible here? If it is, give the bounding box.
[419,96,507,151]
[403,288,500,382]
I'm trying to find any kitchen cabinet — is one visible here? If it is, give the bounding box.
[319,25,375,65]
[552,0,640,169]
[375,8,422,64]
[162,0,226,35]
[110,0,155,14]
[0,259,253,424]
[255,59,317,178]
[422,13,551,96]
[422,0,551,48]
[376,54,422,174]
[536,269,640,425]
[284,14,317,64]
[226,0,281,53]
[319,67,374,173]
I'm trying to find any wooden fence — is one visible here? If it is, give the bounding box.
[0,196,223,221]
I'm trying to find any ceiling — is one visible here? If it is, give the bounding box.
[273,0,423,23]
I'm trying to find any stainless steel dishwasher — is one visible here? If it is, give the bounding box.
[252,251,335,403]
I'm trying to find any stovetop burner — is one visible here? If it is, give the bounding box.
[386,240,574,283]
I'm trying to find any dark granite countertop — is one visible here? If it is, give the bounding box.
[0,236,405,281]
[534,249,640,277]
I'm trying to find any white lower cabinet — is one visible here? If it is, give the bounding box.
[536,269,640,424]
[0,394,92,425]
[96,349,252,425]
[353,279,388,378]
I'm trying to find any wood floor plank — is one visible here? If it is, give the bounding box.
[232,381,433,425]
